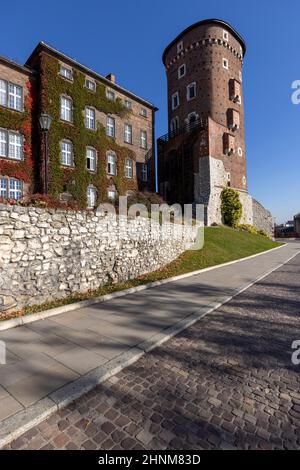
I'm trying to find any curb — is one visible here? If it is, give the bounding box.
[0,243,286,332]
[0,245,299,449]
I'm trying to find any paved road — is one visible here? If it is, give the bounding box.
[5,250,300,450]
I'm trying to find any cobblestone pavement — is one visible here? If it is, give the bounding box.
[5,253,300,450]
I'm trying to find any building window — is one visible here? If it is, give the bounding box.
[0,178,23,200]
[86,147,96,171]
[223,30,229,41]
[172,92,179,110]
[140,130,147,149]
[187,112,197,127]
[187,82,196,101]
[226,172,231,186]
[60,96,73,122]
[0,79,23,111]
[178,64,186,79]
[107,153,116,175]
[60,140,74,166]
[140,108,148,117]
[170,117,179,133]
[106,89,115,101]
[238,147,243,157]
[85,107,96,130]
[125,158,133,179]
[85,79,96,92]
[141,163,147,182]
[0,129,23,160]
[108,189,116,200]
[242,176,247,186]
[125,100,132,110]
[60,65,73,81]
[87,185,97,208]
[106,116,115,138]
[177,41,183,54]
[124,123,133,144]
[223,58,229,70]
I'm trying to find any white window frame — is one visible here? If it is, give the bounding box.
[242,176,247,186]
[106,116,115,138]
[227,172,231,182]
[108,189,116,200]
[85,107,96,130]
[238,147,243,157]
[223,58,229,70]
[60,140,74,167]
[60,65,73,81]
[85,78,96,92]
[86,147,97,172]
[172,92,179,110]
[0,79,23,111]
[125,158,133,179]
[106,89,115,101]
[60,95,73,122]
[140,108,148,117]
[107,153,117,175]
[177,41,183,54]
[124,123,133,144]
[0,129,23,160]
[125,100,132,110]
[141,163,147,182]
[170,117,179,133]
[187,82,196,101]
[178,64,186,79]
[140,130,147,149]
[223,30,229,41]
[0,177,23,200]
[87,185,97,208]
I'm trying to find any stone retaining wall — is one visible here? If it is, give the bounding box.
[0,205,196,311]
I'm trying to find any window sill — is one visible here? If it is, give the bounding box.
[0,155,24,163]
[0,104,24,114]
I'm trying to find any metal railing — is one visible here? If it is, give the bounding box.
[158,118,207,145]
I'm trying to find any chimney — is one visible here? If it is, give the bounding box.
[106,73,116,84]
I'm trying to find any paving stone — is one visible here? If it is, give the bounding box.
[6,253,300,450]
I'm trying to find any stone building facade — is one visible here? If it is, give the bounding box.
[0,42,157,207]
[158,19,273,234]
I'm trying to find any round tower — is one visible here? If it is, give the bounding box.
[162,19,247,192]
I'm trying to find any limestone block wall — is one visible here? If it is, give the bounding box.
[0,205,196,311]
[252,199,274,237]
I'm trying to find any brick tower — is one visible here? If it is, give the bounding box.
[158,19,251,225]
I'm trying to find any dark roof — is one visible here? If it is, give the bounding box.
[26,42,158,110]
[162,18,246,65]
[295,213,300,219]
[0,55,35,76]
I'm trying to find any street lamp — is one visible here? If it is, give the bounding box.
[39,113,53,195]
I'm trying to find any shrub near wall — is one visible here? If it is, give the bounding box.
[39,55,137,207]
[0,205,196,311]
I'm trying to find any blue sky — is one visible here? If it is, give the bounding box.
[1,0,299,223]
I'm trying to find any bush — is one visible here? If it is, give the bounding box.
[221,188,242,227]
[126,190,166,213]
[238,224,269,238]
[7,194,81,211]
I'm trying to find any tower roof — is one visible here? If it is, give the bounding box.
[162,19,246,65]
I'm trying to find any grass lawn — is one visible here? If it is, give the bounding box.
[1,226,281,321]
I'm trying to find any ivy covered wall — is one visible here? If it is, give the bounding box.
[0,79,34,186]
[38,53,138,207]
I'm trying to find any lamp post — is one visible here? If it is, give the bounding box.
[39,113,53,195]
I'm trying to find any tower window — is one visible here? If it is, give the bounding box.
[187,82,196,101]
[177,41,183,54]
[238,147,243,157]
[223,58,229,70]
[223,30,229,41]
[178,64,186,79]
[242,176,247,186]
[172,92,179,110]
[170,117,179,133]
